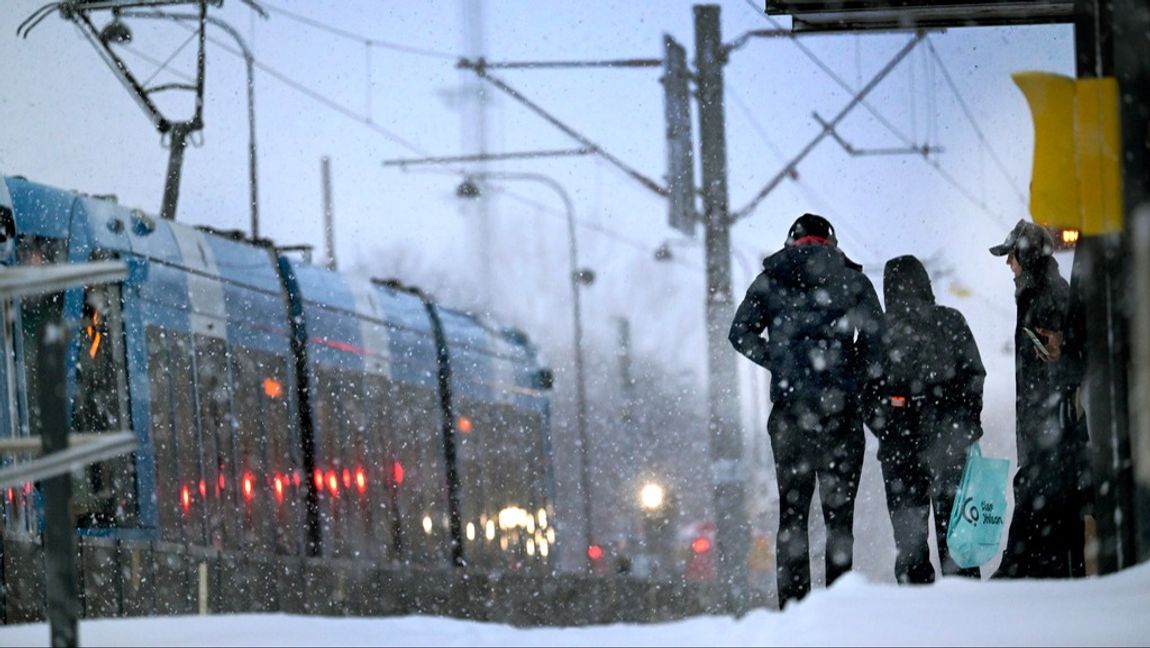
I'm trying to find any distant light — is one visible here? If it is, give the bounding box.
[486,519,496,541]
[314,469,324,492]
[181,485,191,511]
[466,522,476,541]
[199,480,207,498]
[1062,228,1080,245]
[242,472,254,500]
[457,416,473,434]
[263,377,283,399]
[691,536,712,554]
[537,508,548,529]
[391,461,405,486]
[422,515,434,535]
[218,474,226,492]
[342,468,352,490]
[355,468,367,493]
[587,544,604,561]
[274,474,285,501]
[327,470,339,495]
[639,482,665,511]
[526,539,536,556]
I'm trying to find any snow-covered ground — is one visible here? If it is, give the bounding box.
[3,562,1149,647]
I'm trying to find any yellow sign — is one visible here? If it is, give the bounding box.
[1012,71,1123,235]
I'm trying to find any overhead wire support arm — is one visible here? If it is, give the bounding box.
[731,31,926,223]
[477,58,662,69]
[811,112,942,157]
[457,57,670,198]
[382,148,594,168]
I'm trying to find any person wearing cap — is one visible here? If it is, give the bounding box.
[868,255,986,584]
[988,218,1087,579]
[728,213,883,608]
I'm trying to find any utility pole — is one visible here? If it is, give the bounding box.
[694,4,748,615]
[320,156,337,271]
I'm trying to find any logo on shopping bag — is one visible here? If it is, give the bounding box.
[960,499,1004,528]
[961,497,980,526]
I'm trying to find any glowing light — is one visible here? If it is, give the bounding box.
[498,506,531,530]
[546,528,556,544]
[639,482,665,511]
[217,474,226,492]
[539,540,549,558]
[485,519,496,541]
[293,471,301,488]
[355,468,367,493]
[274,474,285,501]
[88,331,101,359]
[327,470,339,495]
[391,461,405,486]
[422,515,433,535]
[457,416,473,434]
[242,472,254,500]
[342,468,352,489]
[198,480,206,498]
[526,539,536,556]
[314,469,324,491]
[181,485,191,511]
[1062,228,1080,245]
[691,536,712,554]
[537,509,548,529]
[587,544,603,561]
[466,522,476,541]
[262,377,283,399]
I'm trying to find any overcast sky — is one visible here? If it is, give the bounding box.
[0,0,1076,463]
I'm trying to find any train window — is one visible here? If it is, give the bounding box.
[389,381,449,566]
[193,334,236,548]
[16,235,66,439]
[147,327,184,542]
[71,283,136,529]
[365,373,399,562]
[230,344,300,556]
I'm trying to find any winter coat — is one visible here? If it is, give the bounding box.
[867,255,985,457]
[1013,255,1072,465]
[875,255,986,420]
[729,243,883,405]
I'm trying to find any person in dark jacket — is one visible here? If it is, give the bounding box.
[989,219,1087,579]
[868,255,985,584]
[729,213,883,608]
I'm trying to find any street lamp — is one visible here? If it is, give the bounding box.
[639,481,666,512]
[455,171,596,570]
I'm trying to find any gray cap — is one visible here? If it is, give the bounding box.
[989,219,1054,263]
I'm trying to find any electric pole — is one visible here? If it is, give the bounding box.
[694,4,749,615]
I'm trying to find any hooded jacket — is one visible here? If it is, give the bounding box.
[729,243,883,403]
[876,255,986,421]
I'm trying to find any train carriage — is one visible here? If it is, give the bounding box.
[0,175,555,575]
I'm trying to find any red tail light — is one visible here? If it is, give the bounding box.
[355,467,367,493]
[181,485,191,511]
[199,480,207,498]
[691,536,712,554]
[314,469,324,491]
[274,474,285,501]
[217,473,226,492]
[242,472,254,500]
[342,468,351,489]
[587,544,603,561]
[391,461,405,486]
[327,470,339,495]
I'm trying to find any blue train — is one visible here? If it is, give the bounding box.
[0,175,557,573]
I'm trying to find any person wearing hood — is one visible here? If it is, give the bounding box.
[729,213,883,608]
[988,219,1088,579]
[868,255,986,584]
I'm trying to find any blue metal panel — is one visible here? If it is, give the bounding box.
[6,177,73,239]
[373,283,437,389]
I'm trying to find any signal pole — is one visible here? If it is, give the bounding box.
[694,4,749,615]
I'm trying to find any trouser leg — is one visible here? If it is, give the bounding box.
[769,403,817,608]
[818,410,865,588]
[880,454,934,584]
[930,436,980,578]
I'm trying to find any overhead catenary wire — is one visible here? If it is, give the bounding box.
[925,38,1029,208]
[260,1,461,61]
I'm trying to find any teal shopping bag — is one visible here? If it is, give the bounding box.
[946,443,1011,569]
